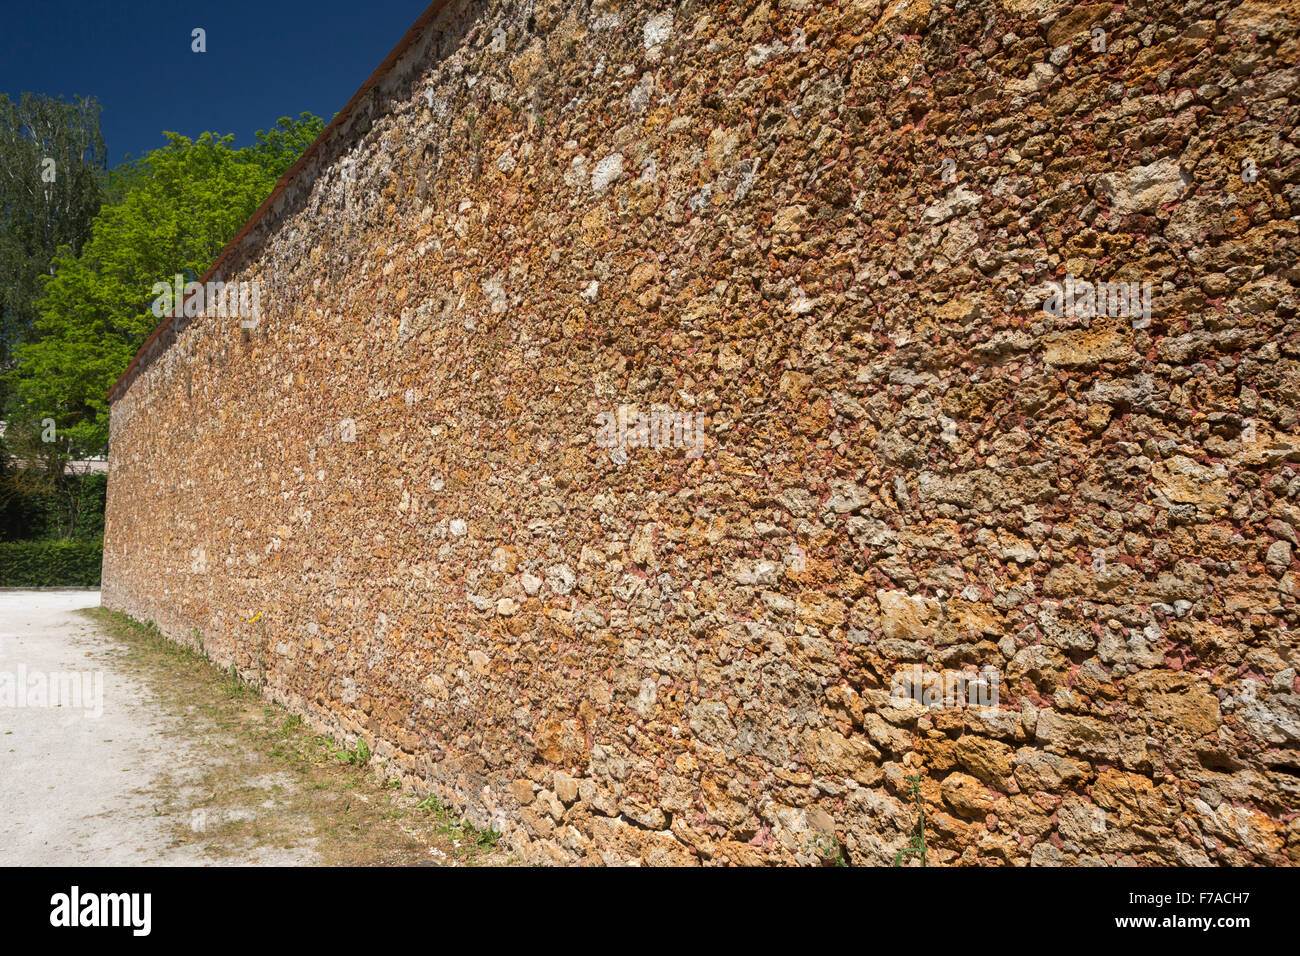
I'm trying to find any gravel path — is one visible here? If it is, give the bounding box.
[0,590,213,865]
[0,590,501,867]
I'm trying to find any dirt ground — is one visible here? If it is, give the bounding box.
[0,590,511,866]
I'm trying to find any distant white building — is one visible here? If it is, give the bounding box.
[0,421,108,475]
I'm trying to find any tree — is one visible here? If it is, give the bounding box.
[6,114,324,460]
[1,113,323,540]
[248,112,326,174]
[0,93,108,400]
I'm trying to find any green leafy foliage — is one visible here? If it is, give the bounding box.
[0,93,107,383]
[5,114,324,457]
[246,113,325,175]
[0,538,102,586]
[893,774,929,867]
[0,470,105,541]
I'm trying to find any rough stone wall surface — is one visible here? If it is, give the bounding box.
[103,0,1300,865]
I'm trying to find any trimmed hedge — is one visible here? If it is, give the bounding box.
[0,539,103,587]
[0,472,107,542]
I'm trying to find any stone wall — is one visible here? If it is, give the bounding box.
[103,0,1300,865]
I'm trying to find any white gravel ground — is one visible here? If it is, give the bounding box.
[0,590,216,865]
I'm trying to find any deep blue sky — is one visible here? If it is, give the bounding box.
[1,0,432,165]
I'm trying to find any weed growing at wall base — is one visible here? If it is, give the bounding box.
[893,775,928,867]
